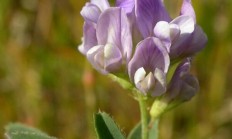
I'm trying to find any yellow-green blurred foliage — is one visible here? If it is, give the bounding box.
[0,0,232,139]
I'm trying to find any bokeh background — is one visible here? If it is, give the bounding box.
[0,0,232,139]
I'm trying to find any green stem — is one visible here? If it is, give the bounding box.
[138,95,149,139]
[154,120,159,139]
[149,119,159,139]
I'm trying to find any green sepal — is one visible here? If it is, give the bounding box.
[5,123,57,139]
[94,112,125,139]
[150,97,184,121]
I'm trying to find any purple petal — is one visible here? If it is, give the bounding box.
[128,9,143,45]
[128,37,170,82]
[167,59,190,99]
[116,0,135,14]
[167,58,199,101]
[91,0,110,11]
[169,16,195,59]
[182,25,208,57]
[135,0,171,38]
[96,7,132,62]
[180,0,196,23]
[170,25,207,59]
[179,74,199,101]
[78,22,97,55]
[80,3,101,23]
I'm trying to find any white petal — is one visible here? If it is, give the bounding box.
[154,21,170,40]
[134,67,146,85]
[171,15,194,34]
[154,68,166,87]
[169,24,180,41]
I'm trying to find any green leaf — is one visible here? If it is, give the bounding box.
[94,112,125,139]
[127,122,141,139]
[5,123,57,139]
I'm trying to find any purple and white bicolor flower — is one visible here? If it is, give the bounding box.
[79,0,134,74]
[78,0,110,55]
[78,0,207,97]
[85,7,132,74]
[167,58,199,101]
[134,0,207,61]
[79,0,135,55]
[128,37,170,96]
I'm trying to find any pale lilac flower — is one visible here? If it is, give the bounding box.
[131,0,207,61]
[153,15,194,53]
[79,1,134,74]
[167,58,199,101]
[86,8,132,74]
[128,37,170,96]
[79,0,134,55]
[78,0,207,97]
[78,0,110,54]
[127,0,206,95]
[152,0,207,60]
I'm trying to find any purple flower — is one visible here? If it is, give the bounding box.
[78,0,207,98]
[78,0,110,54]
[78,0,135,56]
[153,15,194,52]
[128,37,170,96]
[79,1,134,74]
[86,8,132,74]
[134,0,207,61]
[167,58,199,101]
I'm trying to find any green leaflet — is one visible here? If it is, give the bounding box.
[94,112,125,139]
[5,123,57,139]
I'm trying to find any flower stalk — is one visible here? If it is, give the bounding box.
[138,94,149,139]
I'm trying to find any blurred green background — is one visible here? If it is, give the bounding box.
[0,0,232,139]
